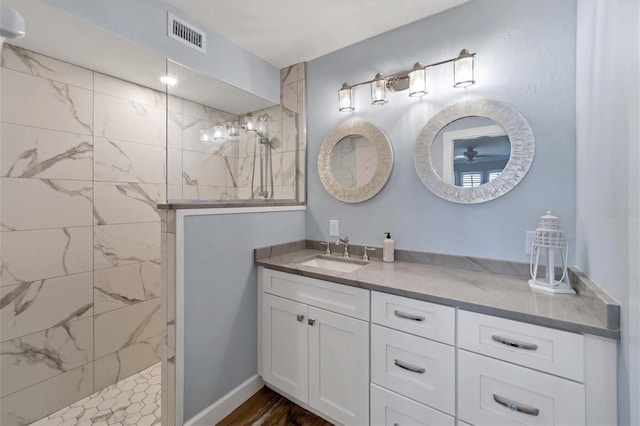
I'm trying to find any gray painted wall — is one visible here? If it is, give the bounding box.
[576,1,640,424]
[306,0,577,263]
[182,210,305,421]
[44,0,280,103]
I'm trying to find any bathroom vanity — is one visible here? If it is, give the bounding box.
[256,243,619,426]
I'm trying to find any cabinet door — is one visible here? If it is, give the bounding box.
[262,293,309,403]
[308,306,369,426]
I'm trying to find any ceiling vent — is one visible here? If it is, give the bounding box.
[168,13,206,53]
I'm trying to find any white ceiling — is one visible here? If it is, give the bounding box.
[167,0,470,68]
[2,0,468,113]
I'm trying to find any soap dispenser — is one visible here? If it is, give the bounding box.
[383,232,395,263]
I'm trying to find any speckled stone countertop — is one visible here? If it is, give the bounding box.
[255,241,620,339]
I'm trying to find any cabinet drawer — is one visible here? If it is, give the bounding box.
[458,310,584,382]
[458,350,585,426]
[370,384,454,426]
[371,325,455,415]
[262,268,369,320]
[372,291,455,344]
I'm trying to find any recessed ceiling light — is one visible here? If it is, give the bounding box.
[160,75,177,86]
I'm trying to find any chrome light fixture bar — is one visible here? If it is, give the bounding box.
[338,49,476,112]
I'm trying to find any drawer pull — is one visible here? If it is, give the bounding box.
[393,310,425,322]
[394,359,425,374]
[296,314,304,322]
[492,335,538,351]
[493,393,540,416]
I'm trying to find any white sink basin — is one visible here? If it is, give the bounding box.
[298,256,366,273]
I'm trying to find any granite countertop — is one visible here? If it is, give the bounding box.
[255,243,620,339]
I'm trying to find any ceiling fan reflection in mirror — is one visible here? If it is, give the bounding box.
[454,147,503,163]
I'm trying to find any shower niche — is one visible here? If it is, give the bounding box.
[165,60,305,203]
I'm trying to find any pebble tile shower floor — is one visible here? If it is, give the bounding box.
[30,363,161,426]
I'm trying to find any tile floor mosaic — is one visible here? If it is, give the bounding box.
[30,363,161,426]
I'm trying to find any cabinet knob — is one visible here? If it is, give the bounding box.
[296,314,304,322]
[308,318,316,326]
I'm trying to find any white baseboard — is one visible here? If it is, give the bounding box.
[184,375,264,426]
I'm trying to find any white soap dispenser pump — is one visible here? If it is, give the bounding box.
[383,232,395,263]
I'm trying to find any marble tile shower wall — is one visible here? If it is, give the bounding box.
[238,63,306,200]
[0,45,163,425]
[167,97,240,201]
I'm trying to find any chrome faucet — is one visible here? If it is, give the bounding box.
[336,236,350,258]
[320,241,331,255]
[363,246,376,261]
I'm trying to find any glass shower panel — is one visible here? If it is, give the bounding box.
[165,60,302,203]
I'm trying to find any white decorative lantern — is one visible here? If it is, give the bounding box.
[528,211,575,294]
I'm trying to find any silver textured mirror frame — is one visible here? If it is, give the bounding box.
[319,119,394,203]
[414,99,535,204]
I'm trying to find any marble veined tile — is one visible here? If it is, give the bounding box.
[1,123,93,180]
[167,184,183,201]
[282,117,298,153]
[182,116,238,156]
[1,178,93,231]
[94,92,165,147]
[94,262,161,315]
[0,362,93,426]
[94,137,166,184]
[282,151,297,186]
[94,72,165,109]
[1,227,93,287]
[0,317,93,397]
[182,99,238,123]
[168,95,182,114]
[168,109,183,150]
[1,68,93,135]
[94,222,160,270]
[273,185,296,200]
[168,148,183,185]
[1,272,93,342]
[282,82,298,113]
[281,64,298,86]
[94,182,164,225]
[237,156,255,189]
[181,184,237,201]
[1,44,93,90]
[94,298,161,359]
[182,151,234,187]
[93,333,161,391]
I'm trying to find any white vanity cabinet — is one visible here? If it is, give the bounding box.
[370,291,456,425]
[258,265,617,426]
[457,310,617,426]
[258,268,370,425]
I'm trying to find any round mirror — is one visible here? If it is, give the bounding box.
[415,99,534,203]
[329,135,379,189]
[319,120,393,203]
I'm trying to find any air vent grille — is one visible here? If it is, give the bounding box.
[168,13,206,53]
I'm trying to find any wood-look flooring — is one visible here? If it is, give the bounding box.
[218,386,333,426]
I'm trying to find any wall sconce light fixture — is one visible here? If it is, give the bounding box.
[338,49,476,112]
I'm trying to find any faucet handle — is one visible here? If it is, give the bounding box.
[363,246,376,261]
[320,241,331,255]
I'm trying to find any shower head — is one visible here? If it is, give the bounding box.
[240,123,269,142]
